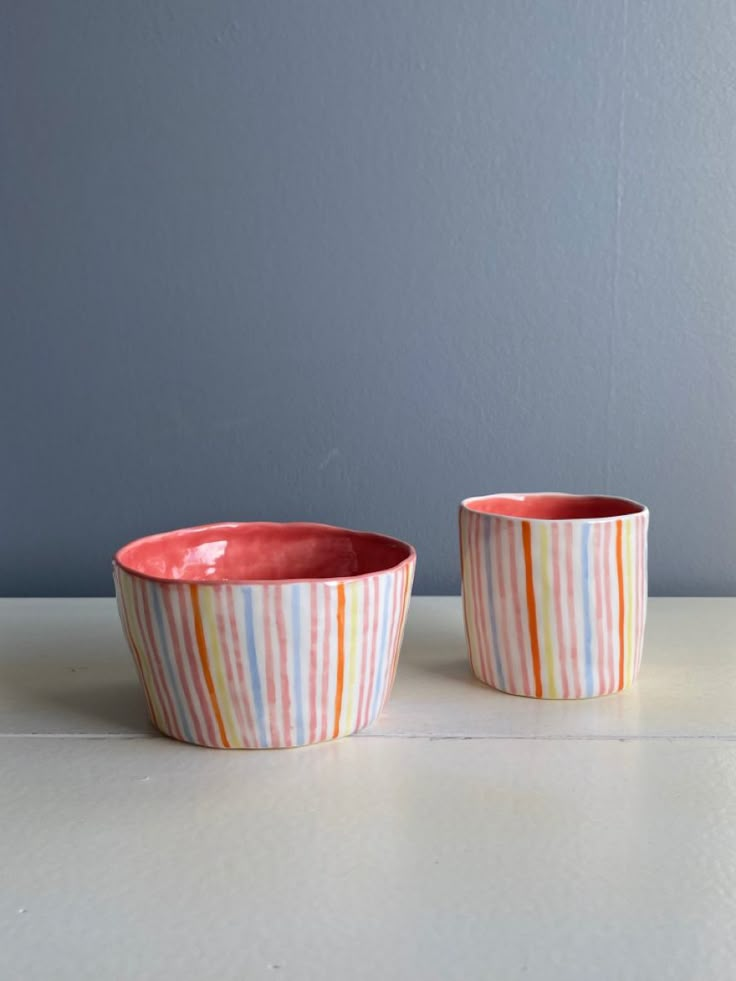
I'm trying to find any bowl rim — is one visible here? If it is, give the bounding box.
[114,520,417,586]
[460,492,649,524]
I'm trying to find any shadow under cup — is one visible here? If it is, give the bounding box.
[459,494,649,699]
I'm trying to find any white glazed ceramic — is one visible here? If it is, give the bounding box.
[459,493,648,698]
[114,522,415,747]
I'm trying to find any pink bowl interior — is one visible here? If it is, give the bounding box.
[465,494,645,520]
[115,522,413,583]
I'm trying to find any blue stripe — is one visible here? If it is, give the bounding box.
[150,585,194,743]
[243,587,267,746]
[582,525,594,696]
[483,523,506,689]
[291,585,304,745]
[370,575,392,720]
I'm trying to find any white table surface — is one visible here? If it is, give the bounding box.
[2,597,736,980]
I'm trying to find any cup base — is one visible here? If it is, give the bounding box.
[471,671,639,700]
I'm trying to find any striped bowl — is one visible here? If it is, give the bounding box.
[459,494,649,699]
[113,522,415,748]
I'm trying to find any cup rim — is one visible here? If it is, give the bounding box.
[460,492,649,524]
[114,520,416,587]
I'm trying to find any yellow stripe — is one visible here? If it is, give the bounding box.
[539,524,558,698]
[119,572,165,728]
[626,519,635,686]
[344,581,361,729]
[200,588,239,746]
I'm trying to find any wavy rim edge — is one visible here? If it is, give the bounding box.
[460,492,649,524]
[114,520,417,586]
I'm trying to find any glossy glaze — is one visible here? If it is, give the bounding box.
[464,493,644,521]
[459,494,649,698]
[114,523,416,748]
[116,521,412,583]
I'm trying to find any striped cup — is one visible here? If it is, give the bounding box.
[114,522,415,748]
[459,494,649,698]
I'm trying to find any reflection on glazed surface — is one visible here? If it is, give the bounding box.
[115,522,414,583]
[463,493,646,521]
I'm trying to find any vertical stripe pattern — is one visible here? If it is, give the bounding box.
[460,507,648,698]
[114,560,415,748]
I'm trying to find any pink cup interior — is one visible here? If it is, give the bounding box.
[115,522,413,584]
[464,494,645,520]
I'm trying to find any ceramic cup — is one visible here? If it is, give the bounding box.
[459,494,649,698]
[114,522,415,748]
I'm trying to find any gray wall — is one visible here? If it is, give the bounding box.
[3,1,736,597]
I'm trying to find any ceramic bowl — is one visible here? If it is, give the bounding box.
[459,493,649,698]
[114,522,416,748]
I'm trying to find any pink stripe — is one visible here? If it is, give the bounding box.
[603,522,618,692]
[173,584,219,746]
[262,587,280,747]
[642,518,647,665]
[466,514,482,680]
[223,586,256,746]
[375,573,396,712]
[358,576,372,728]
[313,582,324,740]
[229,586,259,745]
[472,514,495,687]
[636,515,645,675]
[361,575,381,728]
[125,578,165,726]
[215,587,246,743]
[562,525,575,698]
[508,521,531,696]
[377,571,402,714]
[386,567,408,693]
[116,579,157,724]
[369,575,381,724]
[161,587,205,746]
[565,523,582,698]
[493,521,514,692]
[602,522,614,695]
[551,524,570,699]
[479,517,498,687]
[356,577,373,728]
[212,587,236,727]
[460,511,479,678]
[593,525,607,694]
[147,580,186,740]
[133,576,179,738]
[459,511,477,679]
[320,584,332,743]
[641,516,647,668]
[308,582,319,743]
[124,622,156,720]
[462,511,479,678]
[632,519,639,676]
[273,586,292,747]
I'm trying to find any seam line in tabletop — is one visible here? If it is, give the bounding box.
[0,732,158,739]
[0,732,733,742]
[357,732,736,742]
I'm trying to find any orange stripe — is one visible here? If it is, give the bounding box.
[332,583,346,739]
[521,521,543,698]
[189,584,230,748]
[616,519,625,690]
